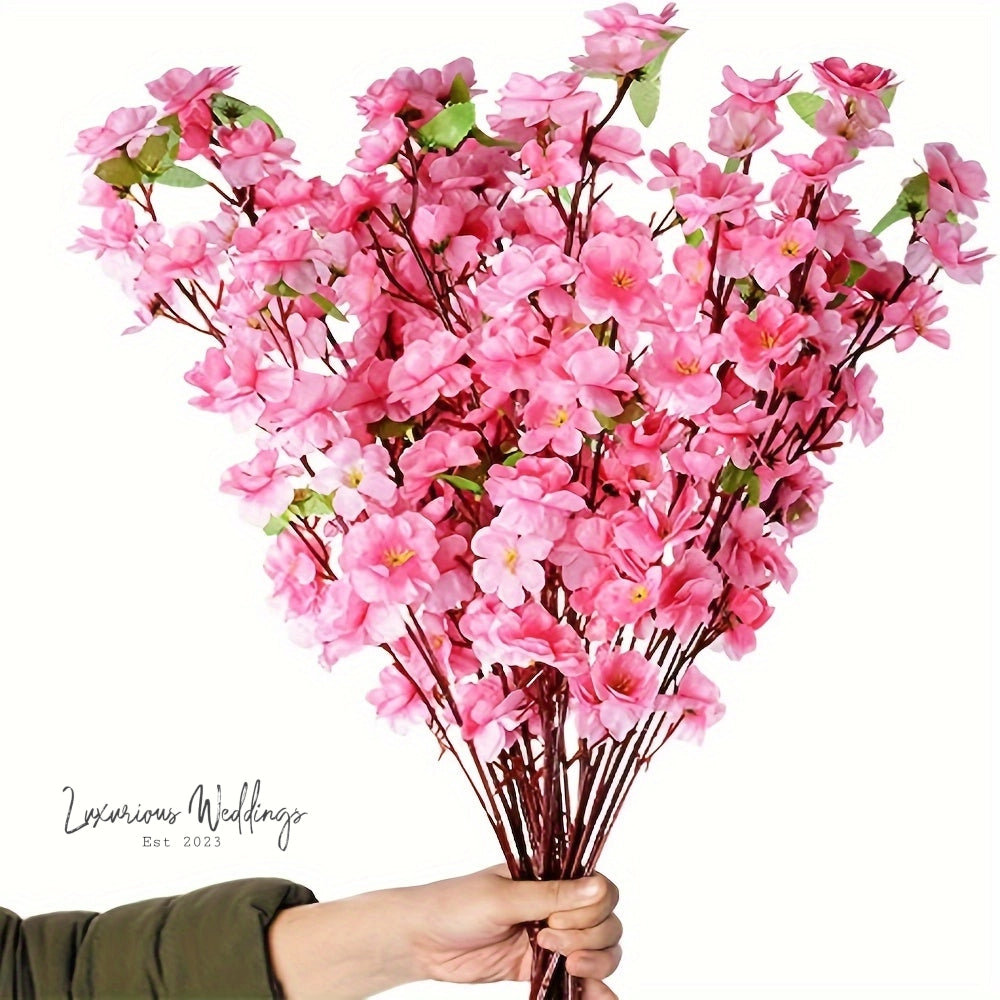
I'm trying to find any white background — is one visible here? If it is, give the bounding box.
[0,1,995,998]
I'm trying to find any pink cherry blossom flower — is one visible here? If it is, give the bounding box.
[218,119,299,187]
[592,566,661,634]
[573,4,685,76]
[411,204,466,249]
[720,587,773,659]
[743,217,817,290]
[924,143,989,219]
[717,505,796,592]
[485,457,587,540]
[349,115,408,172]
[773,137,857,186]
[709,105,782,159]
[219,449,301,527]
[480,243,581,313]
[585,125,644,181]
[71,201,137,257]
[557,331,638,415]
[656,549,722,642]
[648,142,707,195]
[814,97,892,150]
[456,676,529,762]
[146,65,238,114]
[517,138,582,191]
[185,338,294,431]
[264,528,322,620]
[313,579,407,663]
[672,163,762,233]
[883,281,950,351]
[397,430,481,500]
[311,440,397,520]
[722,297,809,387]
[366,665,430,733]
[576,231,662,327]
[839,364,883,445]
[585,648,661,741]
[905,212,992,285]
[660,664,725,744]
[716,65,800,109]
[521,385,602,457]
[812,57,896,104]
[340,512,440,605]
[75,105,166,169]
[494,71,601,131]
[638,320,723,416]
[386,328,472,418]
[471,523,552,608]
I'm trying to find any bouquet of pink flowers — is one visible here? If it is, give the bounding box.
[74,4,988,996]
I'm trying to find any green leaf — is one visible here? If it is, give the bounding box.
[437,473,483,495]
[211,92,252,121]
[134,132,173,174]
[235,106,283,138]
[684,229,705,247]
[290,490,335,518]
[846,261,868,287]
[630,76,661,128]
[468,125,518,149]
[880,85,897,110]
[369,417,414,439]
[595,411,618,432]
[787,92,826,129]
[719,461,760,506]
[94,154,143,187]
[502,450,524,467]
[448,73,471,105]
[155,165,209,187]
[723,157,741,174]
[871,172,929,237]
[417,102,476,150]
[264,279,301,298]
[264,513,290,536]
[309,292,347,322]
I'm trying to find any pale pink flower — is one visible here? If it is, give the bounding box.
[576,232,662,326]
[924,143,989,218]
[521,385,602,457]
[456,677,529,762]
[311,440,397,520]
[839,364,883,445]
[386,328,472,418]
[585,125,644,181]
[660,664,725,744]
[722,297,809,387]
[480,243,581,312]
[218,119,298,187]
[260,370,347,456]
[75,105,166,168]
[264,529,322,620]
[71,201,137,258]
[648,142,707,195]
[517,139,582,191]
[349,116,408,172]
[672,163,762,233]
[814,97,891,150]
[366,665,430,733]
[219,449,301,527]
[883,281,950,351]
[812,57,896,107]
[572,4,684,76]
[743,217,817,290]
[586,648,661,741]
[485,458,587,540]
[557,331,637,414]
[638,320,723,416]
[411,204,465,249]
[709,106,782,159]
[773,138,857,186]
[340,512,440,605]
[592,566,661,633]
[146,65,238,114]
[471,524,552,608]
[717,506,797,592]
[717,65,800,108]
[905,213,992,285]
[398,430,481,500]
[185,338,294,431]
[314,579,407,663]
[720,587,773,659]
[471,309,549,394]
[656,549,722,642]
[494,71,601,131]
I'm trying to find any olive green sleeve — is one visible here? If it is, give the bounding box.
[1,878,318,1000]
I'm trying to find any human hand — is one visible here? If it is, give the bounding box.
[268,865,622,1000]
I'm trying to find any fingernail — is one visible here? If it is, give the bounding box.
[578,877,601,899]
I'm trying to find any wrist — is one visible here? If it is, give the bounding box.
[268,888,423,1000]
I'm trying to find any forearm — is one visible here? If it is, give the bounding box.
[267,888,422,1000]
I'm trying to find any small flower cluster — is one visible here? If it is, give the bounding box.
[74,2,988,915]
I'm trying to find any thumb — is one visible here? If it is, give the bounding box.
[493,873,603,925]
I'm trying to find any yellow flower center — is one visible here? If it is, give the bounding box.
[674,358,700,375]
[611,269,636,289]
[630,585,648,603]
[382,547,415,568]
[781,239,801,258]
[504,548,519,571]
[760,328,778,349]
[345,466,364,488]
[551,407,570,427]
